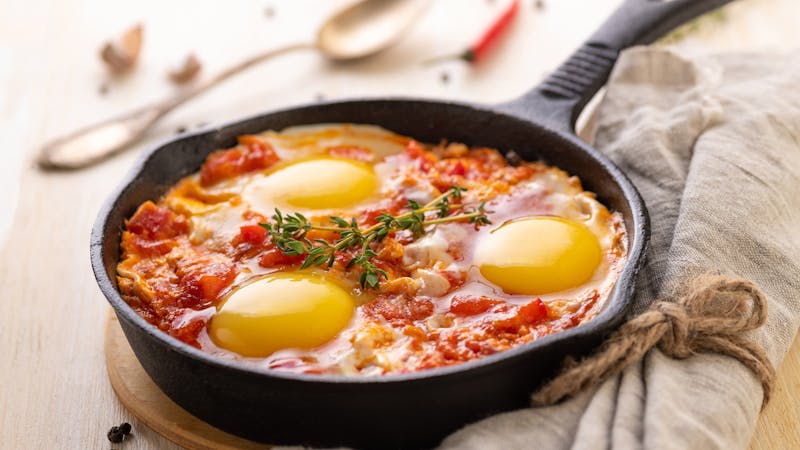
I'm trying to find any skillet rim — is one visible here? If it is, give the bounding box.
[90,96,649,386]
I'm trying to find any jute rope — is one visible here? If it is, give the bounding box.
[531,275,776,409]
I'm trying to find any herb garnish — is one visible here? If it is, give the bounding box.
[259,187,491,289]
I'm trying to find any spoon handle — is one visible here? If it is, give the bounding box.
[38,42,314,170]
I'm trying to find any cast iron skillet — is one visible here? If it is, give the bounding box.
[91,0,731,448]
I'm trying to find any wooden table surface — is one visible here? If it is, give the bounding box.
[1,0,798,448]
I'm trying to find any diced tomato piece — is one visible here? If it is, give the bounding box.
[359,208,385,226]
[239,224,267,245]
[200,150,242,186]
[126,201,188,240]
[232,213,270,252]
[518,298,549,324]
[125,235,176,257]
[197,275,229,300]
[450,162,466,176]
[357,196,406,226]
[258,247,305,268]
[124,202,188,256]
[200,136,280,186]
[449,295,503,316]
[169,318,205,348]
[239,135,279,173]
[326,145,373,162]
[491,299,548,331]
[178,261,236,306]
[431,162,477,193]
[362,295,434,323]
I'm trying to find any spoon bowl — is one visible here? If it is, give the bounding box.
[317,0,430,61]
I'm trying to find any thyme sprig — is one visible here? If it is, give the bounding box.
[259,187,490,289]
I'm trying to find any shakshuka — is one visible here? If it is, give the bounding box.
[117,124,627,375]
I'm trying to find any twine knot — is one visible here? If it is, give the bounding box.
[531,276,775,408]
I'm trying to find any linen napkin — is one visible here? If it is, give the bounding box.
[439,47,800,450]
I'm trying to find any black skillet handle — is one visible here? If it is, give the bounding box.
[501,0,733,132]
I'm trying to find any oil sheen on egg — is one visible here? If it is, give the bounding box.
[208,272,355,357]
[242,156,378,212]
[474,216,602,295]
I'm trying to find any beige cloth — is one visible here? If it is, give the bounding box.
[439,47,800,450]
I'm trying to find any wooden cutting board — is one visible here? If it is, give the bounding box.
[104,312,271,450]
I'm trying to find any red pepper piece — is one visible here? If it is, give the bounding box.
[178,261,236,307]
[518,298,549,324]
[200,135,280,186]
[258,247,305,268]
[425,0,519,65]
[450,295,503,316]
[239,224,268,245]
[362,294,435,322]
[126,201,188,240]
[449,161,466,176]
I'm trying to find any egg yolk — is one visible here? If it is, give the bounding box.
[243,157,377,211]
[474,217,602,295]
[208,272,355,357]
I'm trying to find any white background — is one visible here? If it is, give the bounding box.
[1,0,799,448]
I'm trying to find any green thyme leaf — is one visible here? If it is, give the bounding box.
[261,186,489,289]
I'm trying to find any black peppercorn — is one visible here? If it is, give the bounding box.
[107,426,123,443]
[107,422,132,444]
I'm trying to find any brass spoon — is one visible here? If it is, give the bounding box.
[38,0,430,170]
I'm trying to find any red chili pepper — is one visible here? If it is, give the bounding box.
[426,0,519,65]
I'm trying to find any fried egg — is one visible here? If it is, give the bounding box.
[474,217,602,295]
[242,157,379,213]
[209,272,355,357]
